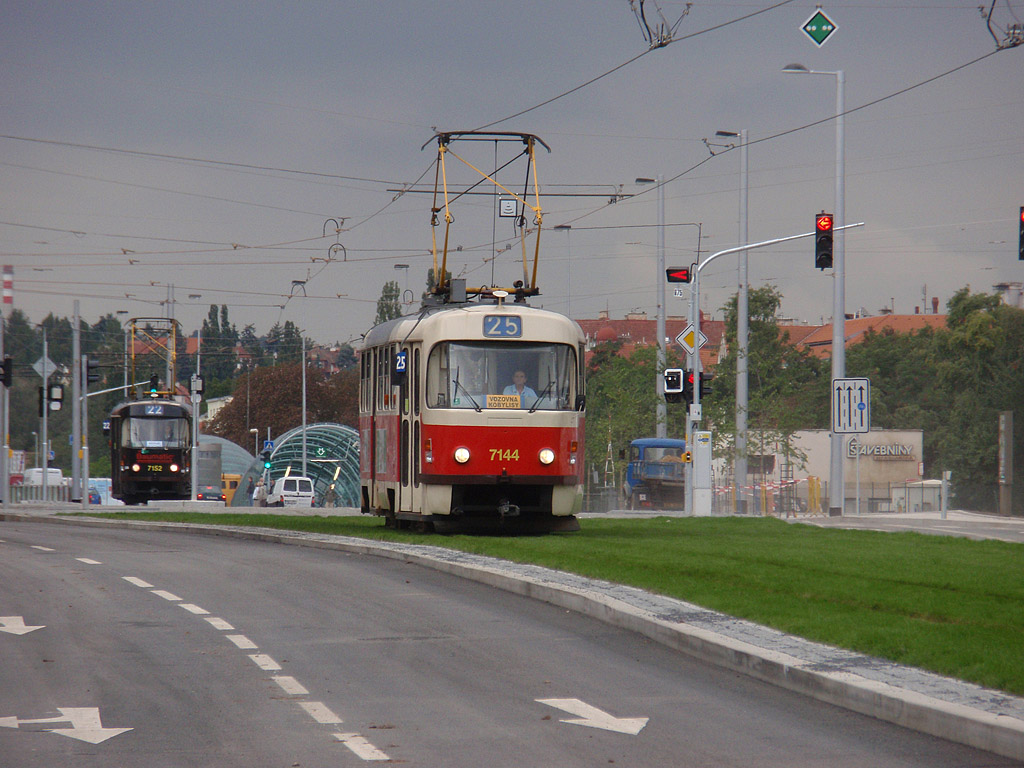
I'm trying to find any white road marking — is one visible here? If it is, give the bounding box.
[75,558,102,565]
[151,590,181,602]
[300,701,342,724]
[122,577,153,588]
[249,653,281,671]
[537,698,648,735]
[205,617,234,630]
[226,634,258,650]
[334,732,390,761]
[273,676,309,695]
[179,603,209,614]
[30,545,55,552]
[0,616,45,635]
[0,707,132,744]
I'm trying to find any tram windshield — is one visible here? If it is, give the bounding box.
[427,341,578,411]
[121,417,190,449]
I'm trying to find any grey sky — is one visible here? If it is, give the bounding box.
[2,1,1021,344]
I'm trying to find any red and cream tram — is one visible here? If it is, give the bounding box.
[359,292,585,532]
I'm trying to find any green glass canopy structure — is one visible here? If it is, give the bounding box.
[229,423,360,508]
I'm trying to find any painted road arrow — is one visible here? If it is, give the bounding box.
[0,616,45,635]
[0,707,132,744]
[537,698,648,735]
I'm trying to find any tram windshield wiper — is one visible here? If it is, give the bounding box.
[453,367,482,412]
[528,380,556,413]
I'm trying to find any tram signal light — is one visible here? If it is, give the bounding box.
[48,383,64,411]
[663,368,683,402]
[85,356,102,384]
[0,356,12,388]
[148,374,160,396]
[815,212,834,269]
[699,371,713,398]
[666,266,692,283]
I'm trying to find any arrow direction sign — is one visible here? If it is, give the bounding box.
[0,616,45,635]
[0,707,132,744]
[537,698,648,735]
[831,377,870,434]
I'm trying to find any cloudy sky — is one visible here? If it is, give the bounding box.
[2,1,1022,346]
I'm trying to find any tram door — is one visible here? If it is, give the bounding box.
[397,344,421,513]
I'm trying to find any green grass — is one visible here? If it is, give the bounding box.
[76,512,1024,696]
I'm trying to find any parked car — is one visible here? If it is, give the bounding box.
[266,476,315,508]
[88,487,102,505]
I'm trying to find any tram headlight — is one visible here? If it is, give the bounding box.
[131,463,141,473]
[454,447,471,464]
[169,463,179,473]
[538,448,555,465]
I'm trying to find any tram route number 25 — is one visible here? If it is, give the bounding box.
[483,315,522,338]
[489,448,520,461]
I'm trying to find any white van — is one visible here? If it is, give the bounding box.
[22,467,64,486]
[267,476,315,508]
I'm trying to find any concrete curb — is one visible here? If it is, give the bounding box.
[4,511,1023,761]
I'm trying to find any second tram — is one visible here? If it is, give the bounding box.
[108,398,192,505]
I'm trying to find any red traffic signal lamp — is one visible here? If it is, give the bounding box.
[666,266,693,283]
[815,212,834,269]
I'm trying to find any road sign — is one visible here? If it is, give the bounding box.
[263,440,274,451]
[831,377,870,434]
[675,325,707,356]
[32,356,57,380]
[801,9,837,46]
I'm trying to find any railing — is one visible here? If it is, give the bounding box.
[10,484,72,503]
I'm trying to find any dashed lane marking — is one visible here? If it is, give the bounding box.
[226,634,258,650]
[248,654,282,671]
[273,676,309,696]
[122,577,153,588]
[75,558,102,565]
[205,617,234,630]
[30,545,55,552]
[334,732,390,761]
[151,590,182,602]
[300,701,342,724]
[179,603,210,615]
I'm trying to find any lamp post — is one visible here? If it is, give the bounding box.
[32,430,38,468]
[715,129,749,514]
[635,176,667,439]
[393,263,410,304]
[783,63,845,517]
[553,224,572,317]
[250,427,259,457]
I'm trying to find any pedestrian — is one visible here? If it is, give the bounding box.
[254,478,267,508]
[245,476,254,504]
[324,483,337,508]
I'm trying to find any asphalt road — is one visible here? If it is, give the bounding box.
[2,521,1016,767]
[790,509,1024,543]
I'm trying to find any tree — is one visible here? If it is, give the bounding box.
[374,280,402,325]
[706,286,825,477]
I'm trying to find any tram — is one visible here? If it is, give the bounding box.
[108,394,192,505]
[359,130,585,532]
[360,294,585,532]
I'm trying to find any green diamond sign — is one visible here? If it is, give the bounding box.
[801,9,837,47]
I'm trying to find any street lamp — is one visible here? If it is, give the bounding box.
[394,263,410,304]
[250,427,259,457]
[635,176,667,439]
[783,63,846,516]
[715,129,750,514]
[553,225,572,317]
[32,430,38,468]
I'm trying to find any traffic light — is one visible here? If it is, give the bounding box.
[682,371,696,404]
[0,356,12,388]
[261,449,272,470]
[815,212,834,269]
[48,383,63,411]
[699,371,713,398]
[665,266,692,283]
[1019,206,1023,261]
[663,368,683,402]
[148,374,160,396]
[84,356,102,384]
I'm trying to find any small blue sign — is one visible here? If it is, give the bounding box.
[263,440,274,451]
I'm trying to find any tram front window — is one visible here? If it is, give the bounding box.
[124,418,189,449]
[427,341,577,410]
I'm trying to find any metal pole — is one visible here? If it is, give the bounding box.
[656,177,667,438]
[829,70,847,517]
[72,300,82,501]
[302,335,307,478]
[736,130,749,514]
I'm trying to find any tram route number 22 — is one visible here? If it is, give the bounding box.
[490,448,520,461]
